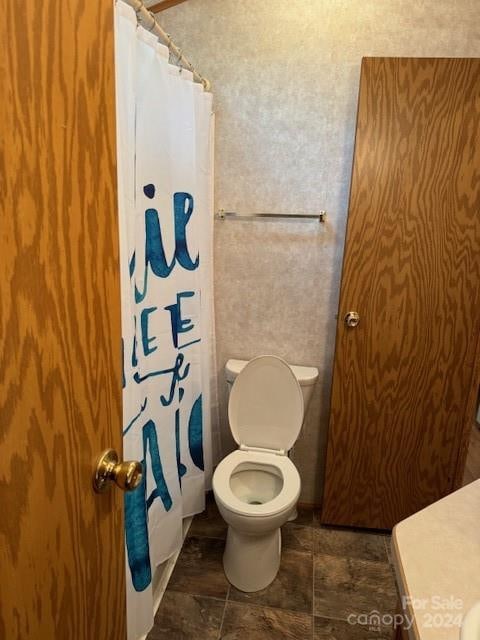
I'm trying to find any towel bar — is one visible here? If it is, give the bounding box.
[216,210,327,223]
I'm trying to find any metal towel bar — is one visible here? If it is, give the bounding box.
[216,210,327,223]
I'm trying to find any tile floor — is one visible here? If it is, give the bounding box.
[147,496,398,639]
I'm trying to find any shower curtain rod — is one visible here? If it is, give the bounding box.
[122,0,211,91]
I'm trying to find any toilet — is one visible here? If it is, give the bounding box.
[212,355,319,592]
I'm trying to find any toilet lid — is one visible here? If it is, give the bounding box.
[228,355,304,452]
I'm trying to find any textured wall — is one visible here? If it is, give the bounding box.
[159,0,480,503]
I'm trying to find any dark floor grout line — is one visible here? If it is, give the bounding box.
[189,530,317,557]
[166,587,229,603]
[314,612,358,623]
[313,550,392,566]
[217,586,230,640]
[225,596,312,618]
[189,520,318,539]
[383,536,389,561]
[187,533,227,541]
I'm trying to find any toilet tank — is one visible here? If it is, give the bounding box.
[225,358,319,413]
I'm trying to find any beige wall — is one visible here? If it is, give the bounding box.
[160,0,480,503]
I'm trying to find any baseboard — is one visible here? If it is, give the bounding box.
[297,501,321,510]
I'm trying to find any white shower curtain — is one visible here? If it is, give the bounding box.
[114,4,216,638]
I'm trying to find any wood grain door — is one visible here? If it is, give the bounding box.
[0,1,126,639]
[322,58,480,530]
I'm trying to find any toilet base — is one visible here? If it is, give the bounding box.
[223,526,281,592]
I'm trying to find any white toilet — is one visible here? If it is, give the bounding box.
[212,355,318,592]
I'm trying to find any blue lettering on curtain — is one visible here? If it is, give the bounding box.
[124,471,150,592]
[172,192,199,271]
[131,315,138,368]
[124,183,204,591]
[159,354,189,407]
[133,188,200,303]
[142,420,173,511]
[164,291,200,350]
[133,353,190,391]
[164,291,194,348]
[188,395,204,471]
[123,397,148,437]
[175,409,187,486]
[121,339,126,389]
[140,306,158,356]
[125,418,173,592]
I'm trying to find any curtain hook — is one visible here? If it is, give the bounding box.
[134,3,143,28]
[176,49,184,72]
[147,11,157,33]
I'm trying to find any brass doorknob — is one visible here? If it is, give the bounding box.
[93,449,143,493]
[344,311,360,328]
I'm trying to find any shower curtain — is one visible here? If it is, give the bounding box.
[114,4,216,638]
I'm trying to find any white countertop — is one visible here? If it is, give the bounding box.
[392,480,480,639]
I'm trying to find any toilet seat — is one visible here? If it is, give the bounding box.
[213,449,300,518]
[214,356,302,520]
[228,355,304,452]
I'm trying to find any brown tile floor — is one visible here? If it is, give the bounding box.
[148,497,398,639]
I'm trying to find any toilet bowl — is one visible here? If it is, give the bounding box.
[212,355,318,592]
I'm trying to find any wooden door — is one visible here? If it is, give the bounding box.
[322,58,480,530]
[0,1,126,639]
